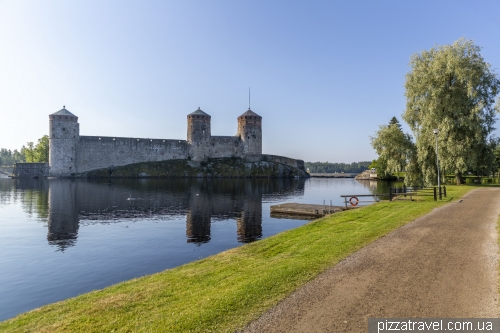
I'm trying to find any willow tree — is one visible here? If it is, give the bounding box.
[371,118,420,185]
[403,38,500,185]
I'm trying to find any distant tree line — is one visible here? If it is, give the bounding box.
[0,148,25,166]
[305,161,371,174]
[0,135,49,166]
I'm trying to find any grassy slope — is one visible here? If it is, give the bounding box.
[0,186,474,333]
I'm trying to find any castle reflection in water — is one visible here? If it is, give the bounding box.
[6,178,306,250]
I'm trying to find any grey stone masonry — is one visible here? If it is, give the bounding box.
[49,107,79,176]
[13,163,49,177]
[47,106,304,177]
[237,109,262,155]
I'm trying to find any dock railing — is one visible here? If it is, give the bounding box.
[341,185,447,208]
[390,185,447,201]
[340,194,389,208]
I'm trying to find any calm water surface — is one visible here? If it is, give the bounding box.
[0,177,397,321]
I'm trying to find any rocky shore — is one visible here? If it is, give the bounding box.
[354,169,377,180]
[73,157,310,178]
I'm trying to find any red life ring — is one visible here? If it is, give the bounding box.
[349,196,359,206]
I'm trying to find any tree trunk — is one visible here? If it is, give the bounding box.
[455,171,464,185]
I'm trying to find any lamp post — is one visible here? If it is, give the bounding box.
[433,129,441,199]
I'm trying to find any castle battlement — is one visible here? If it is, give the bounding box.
[48,107,263,177]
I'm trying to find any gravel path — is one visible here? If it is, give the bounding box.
[241,188,500,332]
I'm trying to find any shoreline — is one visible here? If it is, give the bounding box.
[11,157,310,179]
[0,167,13,178]
[0,186,476,332]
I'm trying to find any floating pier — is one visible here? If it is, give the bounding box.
[270,203,353,218]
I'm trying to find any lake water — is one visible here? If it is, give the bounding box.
[0,177,397,321]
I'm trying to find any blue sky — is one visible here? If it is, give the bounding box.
[1,0,499,163]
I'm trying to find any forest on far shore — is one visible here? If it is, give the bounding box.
[305,161,371,174]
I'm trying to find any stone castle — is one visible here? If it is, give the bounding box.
[48,106,267,177]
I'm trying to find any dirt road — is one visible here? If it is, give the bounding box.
[242,188,500,332]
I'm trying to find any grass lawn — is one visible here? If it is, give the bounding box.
[0,185,476,333]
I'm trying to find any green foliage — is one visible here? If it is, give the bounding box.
[305,161,371,173]
[389,116,402,130]
[368,159,380,170]
[34,135,49,162]
[370,117,421,185]
[1,135,49,165]
[472,138,498,176]
[0,148,25,166]
[21,142,35,162]
[403,38,500,185]
[19,135,50,163]
[493,144,500,177]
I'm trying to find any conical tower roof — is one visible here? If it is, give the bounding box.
[188,107,210,117]
[239,108,261,118]
[50,106,77,117]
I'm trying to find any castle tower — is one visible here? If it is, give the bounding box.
[237,109,262,155]
[49,106,79,176]
[187,107,211,160]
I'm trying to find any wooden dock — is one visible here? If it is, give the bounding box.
[270,203,352,218]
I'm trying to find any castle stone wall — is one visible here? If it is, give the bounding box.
[13,163,50,177]
[47,107,306,177]
[208,136,244,158]
[76,136,189,173]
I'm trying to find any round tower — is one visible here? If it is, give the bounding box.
[237,108,262,155]
[49,106,79,176]
[187,107,211,160]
